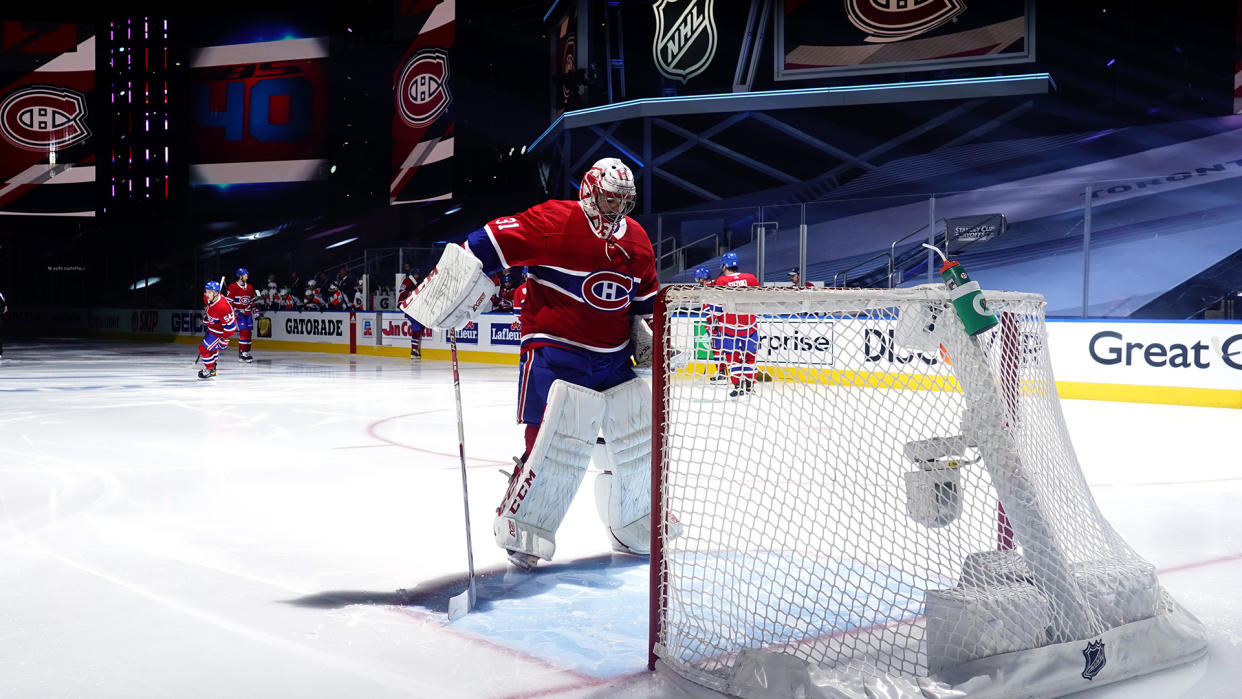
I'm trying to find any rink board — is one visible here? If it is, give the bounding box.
[5,306,1241,407]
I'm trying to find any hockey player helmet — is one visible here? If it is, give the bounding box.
[203,280,222,304]
[578,157,636,238]
[236,267,249,278]
[721,252,739,270]
[501,267,525,289]
[693,266,710,281]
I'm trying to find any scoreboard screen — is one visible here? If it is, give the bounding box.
[188,21,330,213]
[776,0,1032,80]
[0,21,95,217]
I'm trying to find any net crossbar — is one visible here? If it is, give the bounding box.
[648,285,1205,699]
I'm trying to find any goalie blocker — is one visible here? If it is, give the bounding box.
[400,243,495,330]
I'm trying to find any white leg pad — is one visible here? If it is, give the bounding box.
[593,378,653,554]
[495,380,604,560]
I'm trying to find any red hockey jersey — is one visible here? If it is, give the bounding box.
[511,282,528,315]
[712,271,760,336]
[466,199,657,354]
[226,281,257,317]
[204,295,237,338]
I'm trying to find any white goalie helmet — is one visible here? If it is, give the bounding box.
[578,157,636,238]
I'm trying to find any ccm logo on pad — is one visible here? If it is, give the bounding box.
[582,271,633,312]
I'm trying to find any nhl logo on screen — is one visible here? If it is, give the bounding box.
[397,48,451,127]
[846,0,966,43]
[0,85,91,151]
[1081,639,1107,680]
[652,0,717,84]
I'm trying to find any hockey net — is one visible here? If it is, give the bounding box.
[649,285,1205,698]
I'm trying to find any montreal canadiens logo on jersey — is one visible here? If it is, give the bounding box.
[397,48,451,127]
[0,85,91,151]
[582,271,633,312]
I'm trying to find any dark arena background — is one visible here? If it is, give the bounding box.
[0,1,1236,316]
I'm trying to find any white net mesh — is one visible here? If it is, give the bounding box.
[651,285,1197,696]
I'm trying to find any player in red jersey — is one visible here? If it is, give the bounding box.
[492,267,526,312]
[511,277,528,316]
[403,157,660,569]
[198,280,237,380]
[694,265,728,382]
[226,268,258,363]
[713,252,760,397]
[396,272,423,359]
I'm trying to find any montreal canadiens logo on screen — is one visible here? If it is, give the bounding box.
[846,0,966,42]
[0,85,91,151]
[397,48,451,127]
[582,271,633,312]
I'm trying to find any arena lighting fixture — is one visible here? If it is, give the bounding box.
[129,276,161,290]
[325,237,358,249]
[444,205,462,215]
[529,73,1052,151]
[236,229,276,241]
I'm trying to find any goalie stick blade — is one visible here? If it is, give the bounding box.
[447,587,473,621]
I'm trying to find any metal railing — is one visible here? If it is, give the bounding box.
[656,233,722,275]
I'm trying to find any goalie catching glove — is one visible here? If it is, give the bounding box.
[400,243,496,330]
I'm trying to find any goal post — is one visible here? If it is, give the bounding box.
[649,284,1205,698]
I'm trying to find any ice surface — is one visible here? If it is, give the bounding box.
[0,340,1237,698]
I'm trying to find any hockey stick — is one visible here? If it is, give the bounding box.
[446,328,479,621]
[193,276,226,366]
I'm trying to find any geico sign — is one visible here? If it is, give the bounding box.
[170,311,204,334]
[1088,330,1242,370]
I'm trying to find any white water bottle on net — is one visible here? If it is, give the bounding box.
[648,283,1205,699]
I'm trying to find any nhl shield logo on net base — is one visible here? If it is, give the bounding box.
[652,0,717,84]
[1081,639,1107,680]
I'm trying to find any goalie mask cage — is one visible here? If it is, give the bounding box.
[648,285,1205,699]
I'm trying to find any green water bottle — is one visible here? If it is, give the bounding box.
[939,260,997,336]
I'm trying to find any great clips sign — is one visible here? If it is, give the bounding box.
[1047,320,1242,391]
